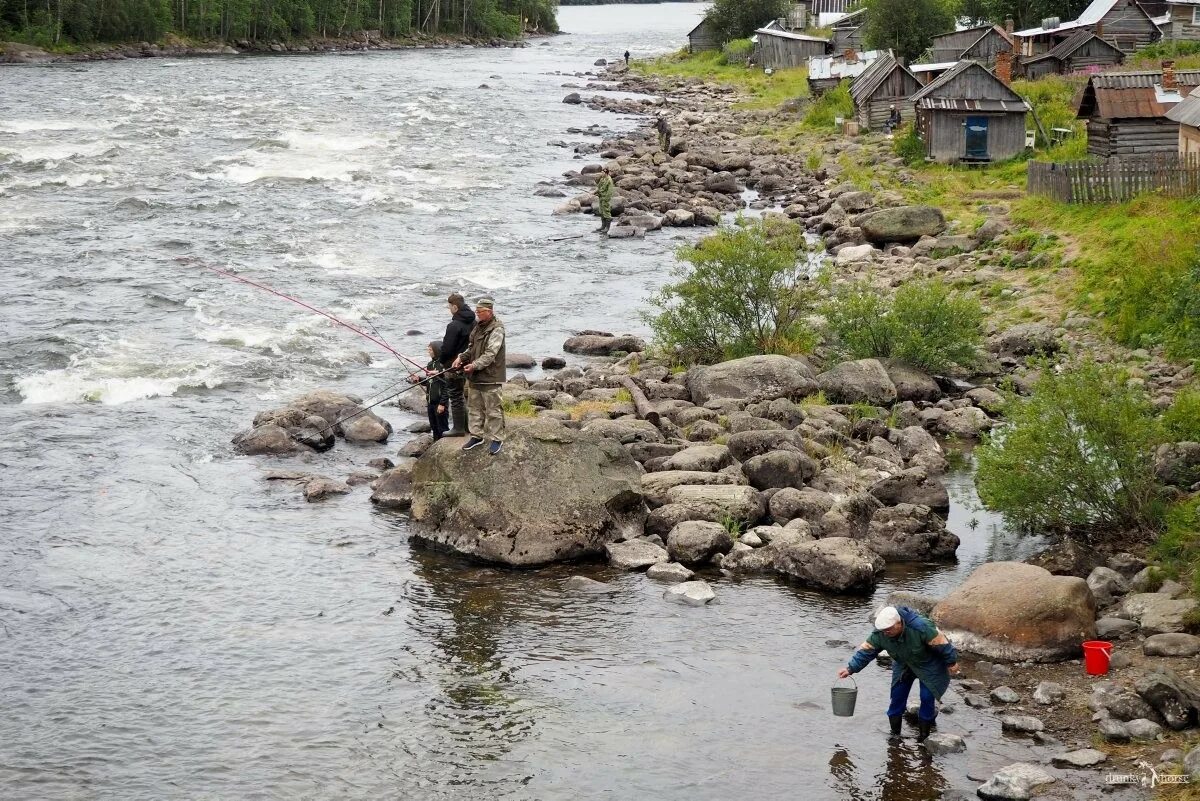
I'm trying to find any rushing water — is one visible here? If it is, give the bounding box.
[0,6,1074,800]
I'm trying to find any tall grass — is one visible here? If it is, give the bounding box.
[801,80,852,130]
[635,50,810,110]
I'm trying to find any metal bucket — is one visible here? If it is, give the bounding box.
[831,676,858,717]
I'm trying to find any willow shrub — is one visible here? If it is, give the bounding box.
[975,362,1167,538]
[822,278,983,374]
[646,217,818,364]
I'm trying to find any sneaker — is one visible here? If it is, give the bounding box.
[488,440,503,456]
[461,437,484,451]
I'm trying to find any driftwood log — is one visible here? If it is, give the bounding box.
[619,376,660,427]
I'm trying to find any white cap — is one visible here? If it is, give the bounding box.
[874,606,901,630]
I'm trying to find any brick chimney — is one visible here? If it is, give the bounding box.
[1005,16,1014,35]
[995,49,1013,86]
[1164,59,1177,91]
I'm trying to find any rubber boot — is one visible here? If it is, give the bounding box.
[888,715,903,738]
[598,217,611,235]
[446,393,468,437]
[917,720,933,742]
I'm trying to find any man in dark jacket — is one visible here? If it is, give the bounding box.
[440,293,475,436]
[453,296,506,455]
[837,606,960,741]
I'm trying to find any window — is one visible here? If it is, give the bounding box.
[1193,5,1200,24]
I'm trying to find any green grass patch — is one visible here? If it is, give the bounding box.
[635,50,809,110]
[502,398,539,418]
[1151,497,1200,595]
[801,80,852,130]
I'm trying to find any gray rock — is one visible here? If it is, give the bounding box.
[935,406,991,439]
[720,544,778,573]
[1155,441,1200,488]
[564,575,616,593]
[605,540,669,570]
[1087,566,1130,608]
[867,467,950,511]
[883,360,941,403]
[1099,717,1130,742]
[303,477,352,502]
[1000,715,1044,734]
[923,732,966,755]
[664,484,764,524]
[1184,744,1200,781]
[580,417,664,445]
[964,693,990,708]
[1161,748,1184,764]
[664,580,716,606]
[975,762,1055,800]
[773,536,885,593]
[640,470,739,506]
[1117,593,1198,634]
[1096,617,1139,639]
[991,686,1020,704]
[1108,552,1148,578]
[818,492,883,540]
[687,355,818,406]
[1135,669,1200,730]
[769,486,835,523]
[1144,633,1200,657]
[398,434,434,458]
[988,322,1059,358]
[965,386,1005,413]
[1033,681,1065,706]
[562,333,646,356]
[865,503,959,561]
[1050,749,1107,768]
[1125,718,1163,740]
[659,445,734,473]
[742,449,819,490]
[855,205,946,244]
[816,358,897,405]
[666,521,734,565]
[369,464,414,510]
[885,591,940,617]
[645,562,695,582]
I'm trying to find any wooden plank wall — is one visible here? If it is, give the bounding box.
[1097,4,1161,52]
[1087,118,1183,157]
[757,34,826,69]
[925,112,1027,162]
[1167,6,1200,41]
[1027,152,1200,201]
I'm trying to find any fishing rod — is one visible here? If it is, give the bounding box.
[178,256,429,374]
[317,365,462,436]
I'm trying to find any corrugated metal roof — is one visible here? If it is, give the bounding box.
[810,0,853,14]
[1080,70,1200,118]
[1166,85,1200,126]
[755,27,830,43]
[1089,69,1200,88]
[809,49,885,81]
[911,61,958,73]
[1017,0,1155,36]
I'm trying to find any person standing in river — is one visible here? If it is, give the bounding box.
[595,167,615,235]
[453,296,506,455]
[837,606,960,742]
[440,293,475,437]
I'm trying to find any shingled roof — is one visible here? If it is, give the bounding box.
[1022,29,1123,64]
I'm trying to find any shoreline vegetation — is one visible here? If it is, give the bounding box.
[0,0,556,59]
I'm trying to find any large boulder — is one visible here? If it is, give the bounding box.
[641,470,740,506]
[1136,669,1200,730]
[666,521,734,564]
[687,355,817,406]
[818,492,882,540]
[932,562,1097,662]
[277,389,392,443]
[1155,442,1200,488]
[581,417,664,445]
[725,430,803,463]
[867,467,949,511]
[769,487,835,524]
[816,359,897,405]
[369,464,414,509]
[1114,593,1198,634]
[408,419,645,566]
[741,449,819,490]
[659,444,734,473]
[882,361,942,402]
[663,484,765,525]
[976,763,1055,801]
[987,322,1059,358]
[563,333,646,355]
[773,537,885,593]
[855,205,946,244]
[605,539,669,570]
[866,504,959,561]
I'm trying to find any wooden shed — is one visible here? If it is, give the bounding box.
[831,7,867,52]
[911,61,1031,163]
[1166,85,1200,152]
[688,17,719,53]
[926,24,1015,68]
[1014,0,1161,56]
[755,28,830,69]
[1021,30,1125,78]
[850,52,922,130]
[1162,0,1200,40]
[1077,66,1200,155]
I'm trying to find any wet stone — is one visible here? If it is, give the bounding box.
[923,732,966,755]
[976,763,1055,801]
[1000,715,1044,734]
[1051,749,1107,768]
[664,580,716,606]
[646,562,694,582]
[964,694,990,708]
[564,576,617,594]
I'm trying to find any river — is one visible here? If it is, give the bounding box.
[1,6,1060,799]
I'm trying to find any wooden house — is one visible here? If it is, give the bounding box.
[755,27,831,68]
[1021,30,1125,78]
[808,49,885,95]
[688,17,719,53]
[850,52,922,130]
[1014,0,1162,56]
[910,60,1031,163]
[1077,65,1200,155]
[1166,85,1200,152]
[925,24,1015,68]
[911,62,957,85]
[810,0,854,26]
[1162,0,1200,40]
[831,7,867,52]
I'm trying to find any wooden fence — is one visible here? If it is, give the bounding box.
[1027,153,1200,203]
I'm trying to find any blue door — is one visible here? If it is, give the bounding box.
[965,116,989,159]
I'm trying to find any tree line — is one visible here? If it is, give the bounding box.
[0,0,557,46]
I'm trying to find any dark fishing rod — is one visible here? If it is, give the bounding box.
[178,256,429,374]
[317,365,461,436]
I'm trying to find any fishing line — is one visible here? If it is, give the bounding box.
[317,366,461,436]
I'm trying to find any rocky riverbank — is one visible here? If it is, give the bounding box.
[0,30,533,65]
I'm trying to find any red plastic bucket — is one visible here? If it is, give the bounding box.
[1083,640,1113,675]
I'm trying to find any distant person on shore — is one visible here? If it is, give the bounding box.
[595,166,615,235]
[655,114,672,153]
[410,341,450,439]
[624,50,631,65]
[440,293,475,437]
[837,606,960,742]
[453,296,506,455]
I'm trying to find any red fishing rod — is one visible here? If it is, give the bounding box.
[178,256,429,373]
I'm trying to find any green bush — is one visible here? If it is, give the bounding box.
[802,80,853,130]
[822,278,983,373]
[705,0,790,44]
[975,362,1167,537]
[892,123,924,166]
[1151,497,1200,595]
[720,38,754,65]
[646,217,818,364]
[1163,388,1200,443]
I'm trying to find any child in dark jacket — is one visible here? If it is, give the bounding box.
[414,341,450,439]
